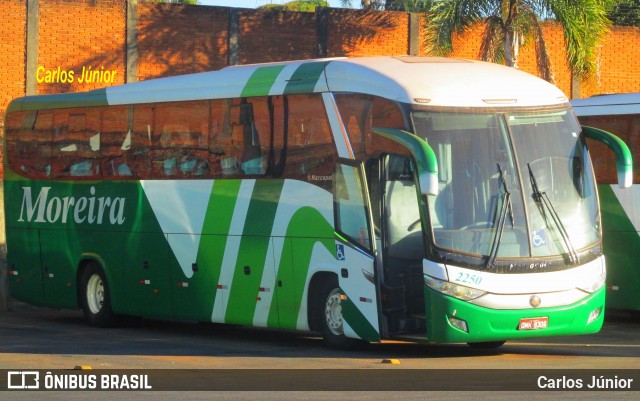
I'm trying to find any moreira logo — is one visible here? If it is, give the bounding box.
[18,186,126,225]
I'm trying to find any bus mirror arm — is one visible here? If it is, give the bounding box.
[582,126,633,189]
[372,128,439,196]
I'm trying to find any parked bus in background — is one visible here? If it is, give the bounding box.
[572,93,640,317]
[4,57,632,349]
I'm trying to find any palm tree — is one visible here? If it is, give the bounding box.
[338,0,430,11]
[423,0,616,83]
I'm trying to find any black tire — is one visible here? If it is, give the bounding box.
[79,262,118,327]
[316,276,359,350]
[467,341,506,349]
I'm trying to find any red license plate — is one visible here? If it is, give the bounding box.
[518,317,548,330]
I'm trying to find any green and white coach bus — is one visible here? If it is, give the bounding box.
[572,93,640,316]
[4,56,633,349]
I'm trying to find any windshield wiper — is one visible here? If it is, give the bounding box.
[486,163,514,268]
[527,163,579,264]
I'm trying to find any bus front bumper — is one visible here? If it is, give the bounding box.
[424,286,605,344]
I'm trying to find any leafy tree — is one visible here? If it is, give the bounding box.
[338,0,385,9]
[338,0,432,10]
[422,1,616,83]
[260,0,330,12]
[608,0,640,26]
[144,0,199,4]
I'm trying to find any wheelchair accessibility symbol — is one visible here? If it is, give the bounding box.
[532,229,546,247]
[336,244,346,261]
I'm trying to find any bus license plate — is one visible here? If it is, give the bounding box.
[518,317,548,330]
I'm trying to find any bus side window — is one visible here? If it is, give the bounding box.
[130,105,154,178]
[335,94,408,160]
[152,101,210,178]
[283,93,337,191]
[101,106,131,178]
[51,108,101,179]
[6,111,53,178]
[209,99,231,177]
[213,99,247,177]
[239,100,265,175]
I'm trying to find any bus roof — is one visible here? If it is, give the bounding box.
[571,93,640,117]
[7,56,569,113]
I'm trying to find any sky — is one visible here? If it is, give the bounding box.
[199,0,356,9]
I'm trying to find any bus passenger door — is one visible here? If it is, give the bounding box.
[378,154,426,336]
[334,160,381,342]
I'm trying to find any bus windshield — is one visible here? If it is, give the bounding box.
[412,107,599,264]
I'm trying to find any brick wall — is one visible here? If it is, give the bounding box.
[36,0,126,95]
[437,23,576,97]
[0,0,26,125]
[0,0,27,172]
[239,9,317,64]
[328,9,409,56]
[586,26,640,97]
[2,0,640,118]
[137,3,229,81]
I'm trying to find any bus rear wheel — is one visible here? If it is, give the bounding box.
[79,263,118,327]
[317,276,358,350]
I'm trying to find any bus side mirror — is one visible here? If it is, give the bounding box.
[582,126,633,188]
[372,128,439,196]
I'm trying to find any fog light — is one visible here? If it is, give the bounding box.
[448,316,468,332]
[587,307,602,325]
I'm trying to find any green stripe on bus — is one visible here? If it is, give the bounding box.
[240,66,287,98]
[197,180,242,318]
[6,88,109,112]
[268,206,334,329]
[340,291,380,342]
[283,61,331,95]
[225,180,285,325]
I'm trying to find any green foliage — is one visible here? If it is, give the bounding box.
[260,0,330,12]
[339,0,384,9]
[384,0,433,11]
[144,0,199,4]
[422,0,616,82]
[608,0,640,26]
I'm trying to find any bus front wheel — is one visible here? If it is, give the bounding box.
[317,276,358,350]
[79,263,118,327]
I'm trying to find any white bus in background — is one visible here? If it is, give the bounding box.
[572,93,640,316]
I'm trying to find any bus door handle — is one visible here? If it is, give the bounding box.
[192,263,198,273]
[244,265,251,275]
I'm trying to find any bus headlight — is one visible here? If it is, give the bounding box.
[424,275,486,301]
[577,274,606,294]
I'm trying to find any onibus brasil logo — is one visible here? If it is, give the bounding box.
[18,186,126,225]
